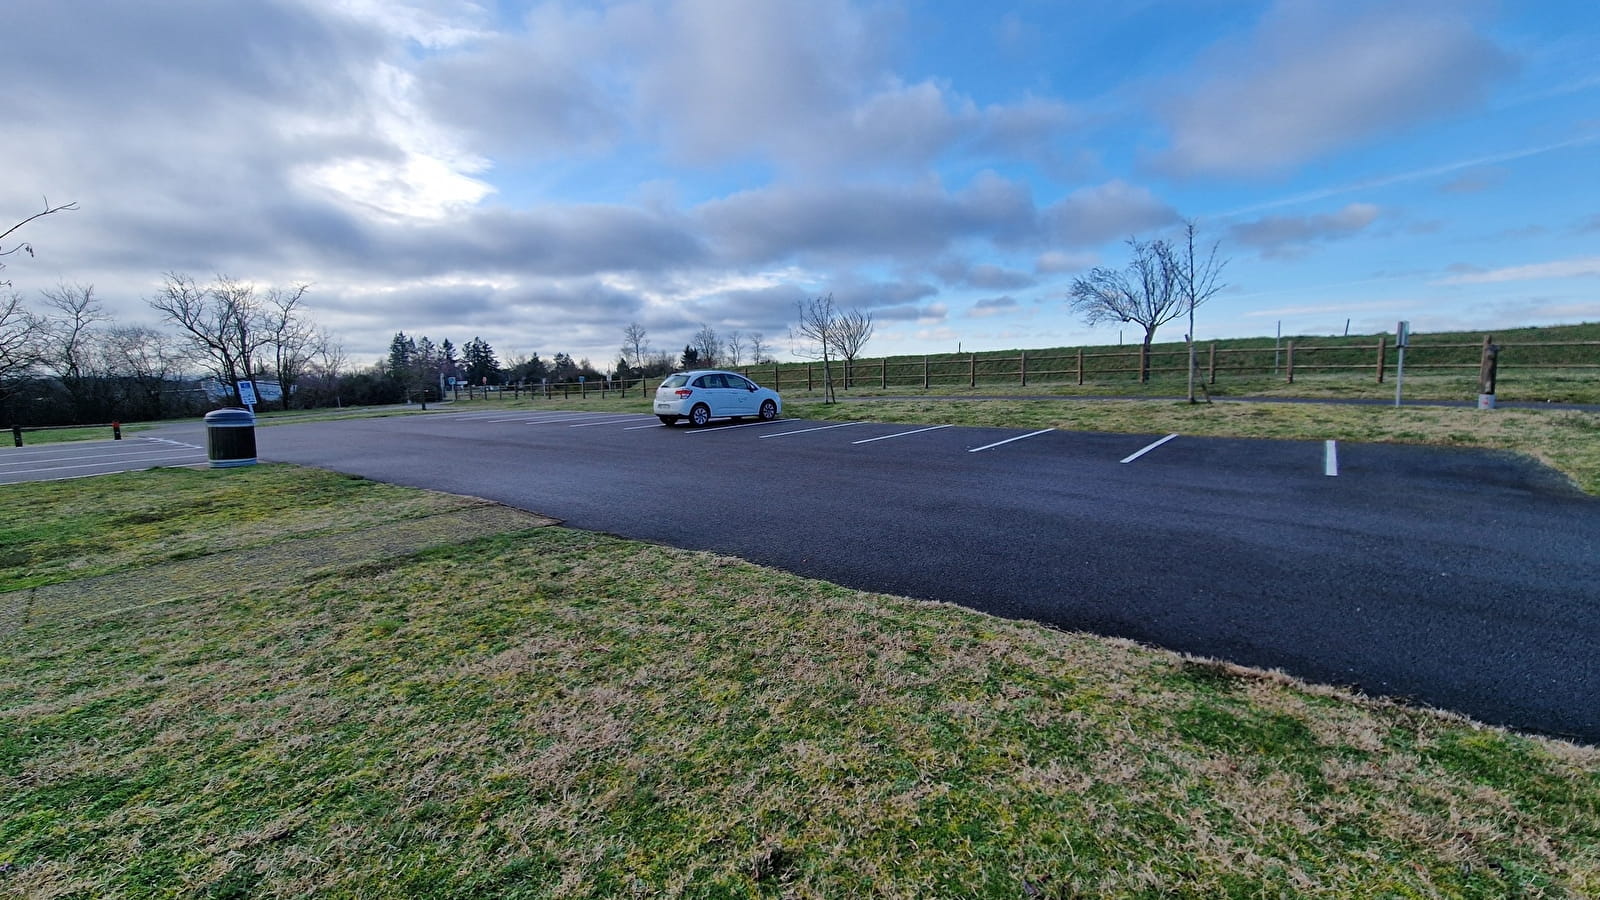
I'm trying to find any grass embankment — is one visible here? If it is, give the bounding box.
[3,467,1598,897]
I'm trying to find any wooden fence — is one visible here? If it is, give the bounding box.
[481,334,1596,398]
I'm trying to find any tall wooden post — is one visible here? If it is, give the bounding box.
[1208,343,1217,385]
[1376,335,1387,383]
[807,364,813,391]
[1478,335,1500,409]
[1286,341,1295,383]
[922,356,929,390]
[969,353,976,388]
[1020,350,1028,387]
[881,358,887,389]
[1076,348,1084,386]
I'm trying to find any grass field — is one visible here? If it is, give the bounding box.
[2,466,1598,898]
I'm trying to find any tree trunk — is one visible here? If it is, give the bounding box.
[1141,329,1155,383]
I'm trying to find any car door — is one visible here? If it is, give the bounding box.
[725,374,757,414]
[692,373,731,418]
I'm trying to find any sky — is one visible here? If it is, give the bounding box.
[4,0,1598,372]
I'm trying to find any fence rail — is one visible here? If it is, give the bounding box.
[461,334,1596,400]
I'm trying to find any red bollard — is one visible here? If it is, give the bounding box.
[112,421,122,440]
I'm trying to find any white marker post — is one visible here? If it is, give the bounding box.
[1393,321,1409,408]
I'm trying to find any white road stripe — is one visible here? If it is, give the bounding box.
[1120,433,1180,463]
[682,419,789,434]
[568,416,652,427]
[0,447,207,469]
[968,429,1054,453]
[852,424,953,445]
[1325,440,1339,477]
[623,422,669,430]
[522,414,611,425]
[2,450,206,475]
[757,422,863,439]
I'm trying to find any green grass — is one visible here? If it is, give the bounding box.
[2,468,1598,898]
[0,466,487,591]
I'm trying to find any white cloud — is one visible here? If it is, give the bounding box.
[1156,1,1513,177]
[1435,257,1600,285]
[1230,203,1381,258]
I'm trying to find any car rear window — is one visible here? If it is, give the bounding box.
[660,374,689,388]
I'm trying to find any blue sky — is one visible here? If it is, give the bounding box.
[4,0,1597,370]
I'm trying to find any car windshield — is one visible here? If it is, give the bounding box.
[660,374,689,388]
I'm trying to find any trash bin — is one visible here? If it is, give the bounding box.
[204,408,257,468]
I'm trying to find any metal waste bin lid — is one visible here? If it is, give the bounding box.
[204,408,256,426]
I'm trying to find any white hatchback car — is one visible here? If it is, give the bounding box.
[654,370,782,426]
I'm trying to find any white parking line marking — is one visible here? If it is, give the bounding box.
[968,429,1054,453]
[1,450,206,476]
[522,414,610,424]
[568,416,652,427]
[758,422,863,439]
[1325,440,1339,477]
[623,422,669,430]
[1120,433,1180,463]
[852,424,953,445]
[145,437,204,450]
[682,419,790,434]
[0,446,206,469]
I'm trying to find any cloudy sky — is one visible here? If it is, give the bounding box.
[4,0,1597,370]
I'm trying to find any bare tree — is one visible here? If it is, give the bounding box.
[691,323,720,368]
[621,322,648,369]
[101,324,186,420]
[311,330,348,407]
[0,291,44,406]
[1,198,77,287]
[150,273,248,404]
[1173,219,1228,403]
[262,283,314,410]
[38,282,107,418]
[1069,237,1181,383]
[791,293,839,403]
[830,308,874,388]
[724,330,744,367]
[748,332,769,365]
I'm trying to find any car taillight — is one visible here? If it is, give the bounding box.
[675,388,693,398]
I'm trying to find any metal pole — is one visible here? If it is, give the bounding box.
[1395,347,1405,407]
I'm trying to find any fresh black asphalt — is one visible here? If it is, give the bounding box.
[149,409,1598,742]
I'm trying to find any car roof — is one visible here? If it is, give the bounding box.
[680,369,738,377]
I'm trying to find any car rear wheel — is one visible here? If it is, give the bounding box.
[658,415,678,426]
[759,400,778,420]
[690,404,712,427]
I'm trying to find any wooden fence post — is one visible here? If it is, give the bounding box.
[1286,341,1295,383]
[807,364,813,391]
[969,353,976,388]
[922,356,929,390]
[881,357,888,389]
[1208,343,1217,385]
[1076,348,1084,386]
[1020,350,1028,387]
[1375,335,1387,383]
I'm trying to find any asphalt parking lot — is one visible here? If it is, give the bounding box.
[0,435,207,484]
[13,408,1599,742]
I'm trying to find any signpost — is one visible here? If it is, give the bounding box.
[237,379,258,413]
[1393,321,1409,408]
